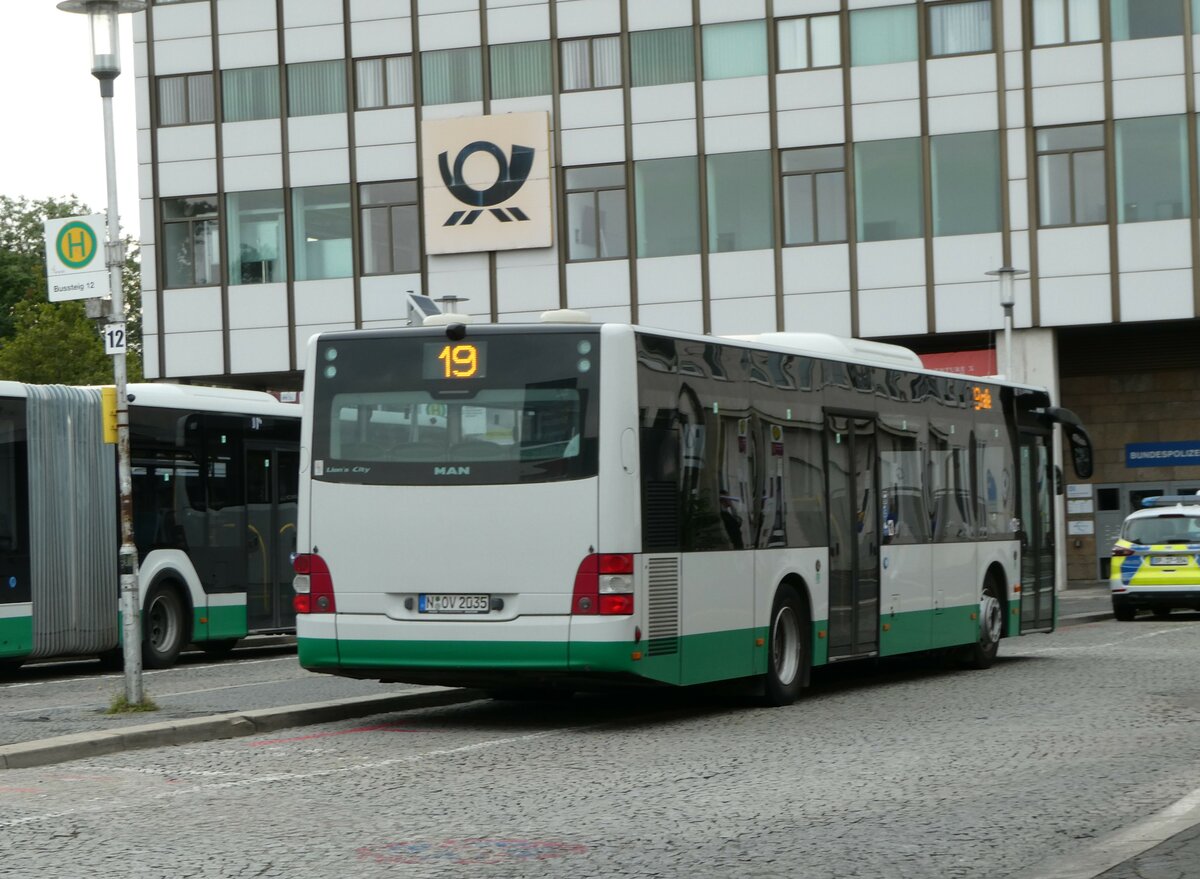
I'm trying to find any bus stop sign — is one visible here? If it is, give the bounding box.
[44,214,112,302]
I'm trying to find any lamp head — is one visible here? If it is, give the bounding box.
[57,0,146,80]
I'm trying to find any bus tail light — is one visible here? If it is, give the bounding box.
[573,553,634,615]
[293,552,336,614]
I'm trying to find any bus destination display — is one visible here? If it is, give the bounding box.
[424,341,487,379]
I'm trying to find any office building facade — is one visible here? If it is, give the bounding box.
[135,0,1200,581]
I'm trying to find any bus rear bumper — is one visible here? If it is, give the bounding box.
[297,613,641,684]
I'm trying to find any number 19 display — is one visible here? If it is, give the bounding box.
[423,341,487,379]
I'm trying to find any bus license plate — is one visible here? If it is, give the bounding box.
[419,593,490,614]
[1150,556,1188,566]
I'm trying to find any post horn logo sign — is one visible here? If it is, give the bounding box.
[422,112,552,255]
[439,141,534,226]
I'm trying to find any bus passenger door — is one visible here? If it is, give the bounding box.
[826,414,880,659]
[245,444,300,631]
[1018,433,1055,631]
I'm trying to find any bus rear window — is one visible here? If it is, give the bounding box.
[312,330,600,485]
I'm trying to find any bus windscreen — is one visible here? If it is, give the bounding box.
[312,330,600,485]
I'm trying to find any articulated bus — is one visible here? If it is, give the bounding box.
[0,383,300,672]
[294,318,1093,704]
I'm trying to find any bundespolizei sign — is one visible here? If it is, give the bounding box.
[44,214,111,302]
[1126,442,1200,468]
[421,112,552,255]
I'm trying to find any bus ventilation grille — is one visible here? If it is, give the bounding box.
[642,482,679,552]
[646,555,680,656]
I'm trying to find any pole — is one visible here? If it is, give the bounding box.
[1001,272,1014,381]
[101,79,142,704]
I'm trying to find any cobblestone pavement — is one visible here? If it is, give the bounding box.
[3,617,1200,879]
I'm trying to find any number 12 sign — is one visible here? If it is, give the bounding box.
[103,323,127,355]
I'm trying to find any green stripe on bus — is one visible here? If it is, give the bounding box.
[205,603,248,641]
[0,613,33,660]
[298,636,340,668]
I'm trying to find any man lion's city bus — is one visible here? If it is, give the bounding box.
[0,383,300,673]
[294,314,1093,705]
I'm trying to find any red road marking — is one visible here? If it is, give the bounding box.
[248,724,418,746]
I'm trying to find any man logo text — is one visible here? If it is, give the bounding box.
[434,466,471,476]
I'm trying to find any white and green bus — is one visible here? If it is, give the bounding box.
[0,383,300,672]
[294,318,1092,704]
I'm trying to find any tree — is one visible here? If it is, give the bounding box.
[0,195,142,384]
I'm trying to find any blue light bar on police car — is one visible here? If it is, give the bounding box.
[1142,493,1200,507]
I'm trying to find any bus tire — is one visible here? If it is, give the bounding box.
[143,584,187,669]
[200,638,239,659]
[0,658,22,678]
[963,577,1004,670]
[763,583,808,706]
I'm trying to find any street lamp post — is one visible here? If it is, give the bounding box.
[986,266,1027,381]
[58,0,146,704]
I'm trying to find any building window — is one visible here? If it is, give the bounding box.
[222,66,280,123]
[634,156,700,257]
[630,27,695,87]
[850,6,918,66]
[227,189,286,285]
[565,165,628,261]
[931,131,1001,236]
[1032,0,1101,45]
[928,1,993,57]
[1035,124,1106,227]
[1110,0,1184,40]
[288,60,346,117]
[355,55,413,109]
[360,181,420,275]
[781,146,846,246]
[854,138,924,241]
[293,185,352,281]
[422,47,483,105]
[702,20,767,80]
[777,15,842,71]
[161,196,220,289]
[490,41,552,100]
[707,151,773,252]
[1115,115,1189,222]
[561,35,621,91]
[157,72,213,127]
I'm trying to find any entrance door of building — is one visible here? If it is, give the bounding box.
[1093,481,1200,578]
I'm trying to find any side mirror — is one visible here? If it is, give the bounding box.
[1065,425,1094,480]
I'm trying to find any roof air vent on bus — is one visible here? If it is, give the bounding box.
[540,308,591,324]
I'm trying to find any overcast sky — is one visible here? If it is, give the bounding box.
[1,4,141,238]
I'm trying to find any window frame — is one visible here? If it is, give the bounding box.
[926,0,995,59]
[353,53,414,111]
[560,34,623,92]
[359,180,421,277]
[160,195,221,290]
[780,145,848,247]
[564,163,629,263]
[775,13,843,72]
[1031,0,1103,47]
[1034,123,1108,228]
[155,71,214,128]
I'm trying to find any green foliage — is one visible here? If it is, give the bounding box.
[0,194,142,384]
[107,691,159,714]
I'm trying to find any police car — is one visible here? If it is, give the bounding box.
[1111,493,1200,621]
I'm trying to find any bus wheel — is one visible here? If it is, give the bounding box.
[963,579,1003,670]
[200,639,239,659]
[143,585,186,669]
[764,584,808,706]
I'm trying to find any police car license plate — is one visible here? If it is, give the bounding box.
[419,593,490,614]
[1150,556,1188,566]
